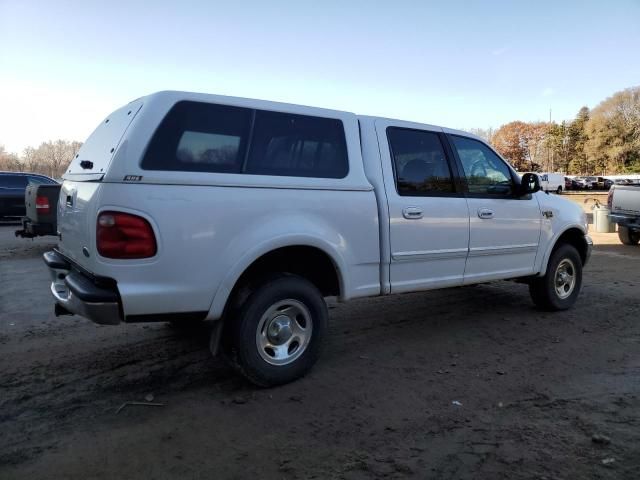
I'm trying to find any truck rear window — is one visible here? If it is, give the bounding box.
[141,101,348,179]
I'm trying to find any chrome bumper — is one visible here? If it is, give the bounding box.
[44,250,122,325]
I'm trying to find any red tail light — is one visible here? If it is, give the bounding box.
[97,211,157,259]
[607,189,613,209]
[35,196,50,215]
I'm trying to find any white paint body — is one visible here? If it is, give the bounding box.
[56,91,588,321]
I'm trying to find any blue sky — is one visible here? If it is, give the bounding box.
[1,0,639,152]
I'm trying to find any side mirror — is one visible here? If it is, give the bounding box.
[520,173,541,195]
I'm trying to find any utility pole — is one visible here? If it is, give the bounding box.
[549,108,553,172]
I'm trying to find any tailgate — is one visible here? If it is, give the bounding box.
[25,184,61,223]
[612,186,640,216]
[57,181,103,269]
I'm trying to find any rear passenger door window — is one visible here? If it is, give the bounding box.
[449,135,514,196]
[141,101,252,173]
[246,111,348,178]
[387,128,455,195]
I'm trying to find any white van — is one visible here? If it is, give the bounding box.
[523,172,565,194]
[44,91,591,385]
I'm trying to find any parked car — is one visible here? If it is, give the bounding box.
[15,181,62,238]
[608,184,640,245]
[44,91,592,386]
[0,172,58,219]
[565,177,572,191]
[571,177,590,190]
[585,176,599,189]
[614,178,633,186]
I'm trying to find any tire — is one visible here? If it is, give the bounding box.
[618,226,640,245]
[224,274,327,387]
[529,244,582,311]
[556,186,563,194]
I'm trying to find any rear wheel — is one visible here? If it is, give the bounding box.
[224,274,327,387]
[618,226,640,245]
[529,244,582,311]
[556,186,563,194]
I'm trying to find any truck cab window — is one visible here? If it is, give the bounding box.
[387,128,455,195]
[450,135,513,196]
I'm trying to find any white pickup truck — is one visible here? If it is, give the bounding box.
[44,91,592,386]
[609,184,640,245]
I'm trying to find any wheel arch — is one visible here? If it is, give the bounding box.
[538,226,590,276]
[206,238,347,321]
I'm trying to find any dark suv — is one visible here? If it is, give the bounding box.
[0,172,58,218]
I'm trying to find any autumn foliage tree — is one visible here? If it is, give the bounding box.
[491,121,546,171]
[585,86,640,174]
[483,86,640,175]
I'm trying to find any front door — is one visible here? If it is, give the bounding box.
[447,134,542,283]
[376,121,470,293]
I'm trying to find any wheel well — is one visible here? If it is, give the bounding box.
[230,246,341,301]
[552,228,588,265]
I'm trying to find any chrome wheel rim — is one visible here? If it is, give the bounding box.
[256,299,312,366]
[554,258,576,299]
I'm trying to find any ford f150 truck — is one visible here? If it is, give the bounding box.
[44,91,592,386]
[608,184,640,245]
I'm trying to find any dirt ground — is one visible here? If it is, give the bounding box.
[1,215,639,479]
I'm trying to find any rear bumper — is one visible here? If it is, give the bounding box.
[610,213,640,228]
[15,217,57,238]
[43,250,122,325]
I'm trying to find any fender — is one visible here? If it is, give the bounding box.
[206,231,349,321]
[535,223,589,276]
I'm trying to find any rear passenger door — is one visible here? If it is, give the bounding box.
[447,134,542,283]
[376,120,470,293]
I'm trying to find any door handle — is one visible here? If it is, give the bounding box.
[403,206,423,219]
[477,208,494,219]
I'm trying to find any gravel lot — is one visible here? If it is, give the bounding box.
[1,217,639,479]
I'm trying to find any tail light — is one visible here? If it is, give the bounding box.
[607,189,613,209]
[97,211,157,259]
[36,196,50,215]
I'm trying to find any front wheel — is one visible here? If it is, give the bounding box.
[618,226,640,245]
[224,274,327,387]
[529,244,582,311]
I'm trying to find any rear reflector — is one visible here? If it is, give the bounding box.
[97,211,157,259]
[36,196,50,214]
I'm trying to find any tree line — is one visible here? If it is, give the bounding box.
[470,86,640,175]
[0,140,82,179]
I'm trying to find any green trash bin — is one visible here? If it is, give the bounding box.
[593,205,616,233]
